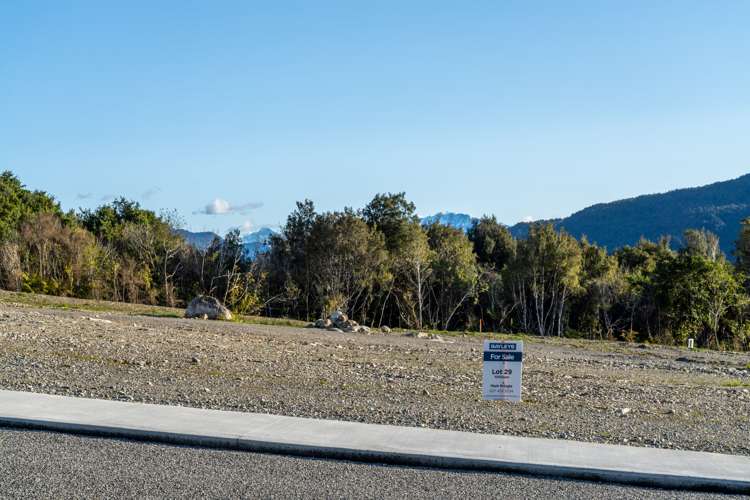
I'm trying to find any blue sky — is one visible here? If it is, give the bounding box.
[2,1,749,234]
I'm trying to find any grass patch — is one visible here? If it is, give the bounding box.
[52,350,139,368]
[721,378,750,388]
[0,290,305,328]
[409,326,530,342]
[140,311,182,319]
[236,315,308,328]
[0,290,182,317]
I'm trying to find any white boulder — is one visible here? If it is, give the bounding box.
[185,296,233,321]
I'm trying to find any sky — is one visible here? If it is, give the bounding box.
[2,1,749,235]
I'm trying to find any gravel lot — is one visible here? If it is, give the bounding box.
[0,427,741,500]
[0,293,749,456]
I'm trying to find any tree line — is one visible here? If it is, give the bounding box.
[1,171,749,350]
[0,171,264,317]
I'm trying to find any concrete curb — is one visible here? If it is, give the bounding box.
[1,390,749,494]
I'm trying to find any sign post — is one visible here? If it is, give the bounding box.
[482,340,523,402]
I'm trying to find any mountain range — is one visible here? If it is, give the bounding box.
[420,212,477,232]
[179,173,750,258]
[176,227,275,259]
[175,230,219,251]
[242,227,275,258]
[507,173,750,256]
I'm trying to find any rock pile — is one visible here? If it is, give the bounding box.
[309,311,371,334]
[185,296,233,321]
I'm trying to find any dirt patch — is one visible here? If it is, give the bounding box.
[0,295,748,456]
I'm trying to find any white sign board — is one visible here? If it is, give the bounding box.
[482,340,523,402]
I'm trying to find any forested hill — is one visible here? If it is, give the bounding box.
[510,173,750,256]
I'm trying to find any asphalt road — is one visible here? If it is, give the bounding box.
[0,427,741,500]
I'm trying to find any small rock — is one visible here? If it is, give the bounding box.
[191,357,200,364]
[407,332,429,339]
[87,317,113,324]
[381,326,392,333]
[620,408,631,417]
[329,310,348,323]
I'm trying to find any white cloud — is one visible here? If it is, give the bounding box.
[521,216,535,223]
[208,198,232,215]
[240,220,254,233]
[195,198,263,215]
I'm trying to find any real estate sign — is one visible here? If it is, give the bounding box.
[482,340,523,402]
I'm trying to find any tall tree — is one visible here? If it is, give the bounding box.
[614,238,675,341]
[683,228,720,261]
[78,198,186,305]
[266,200,317,319]
[735,218,750,276]
[306,210,389,320]
[509,224,582,336]
[361,192,418,252]
[468,216,517,331]
[573,238,626,339]
[0,170,63,240]
[468,216,516,270]
[425,223,478,330]
[654,252,745,348]
[391,221,432,329]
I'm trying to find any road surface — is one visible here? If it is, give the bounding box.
[0,427,739,499]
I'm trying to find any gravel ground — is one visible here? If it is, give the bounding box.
[0,427,742,500]
[0,294,749,456]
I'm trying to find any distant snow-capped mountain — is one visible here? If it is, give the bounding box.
[177,227,277,259]
[181,214,480,257]
[420,212,477,232]
[242,227,276,259]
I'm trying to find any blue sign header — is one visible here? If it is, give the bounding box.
[483,352,523,362]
